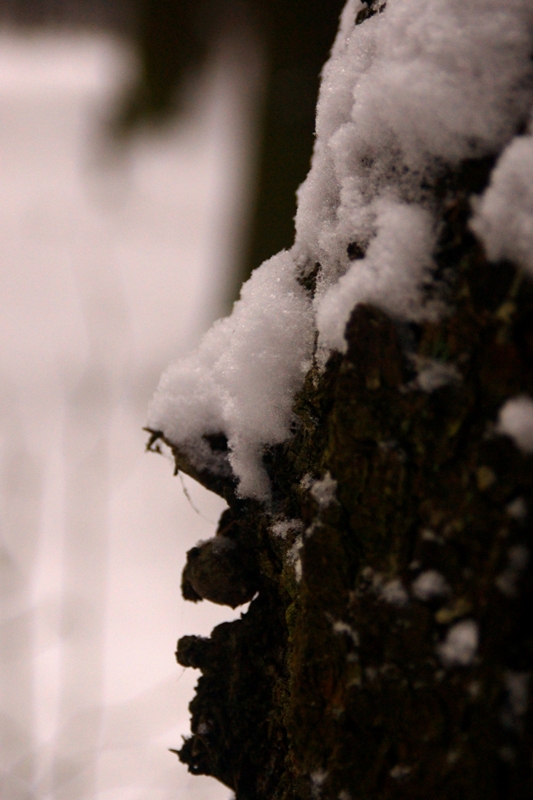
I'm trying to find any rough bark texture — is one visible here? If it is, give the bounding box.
[148,150,533,800]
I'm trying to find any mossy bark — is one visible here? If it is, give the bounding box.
[152,154,533,799]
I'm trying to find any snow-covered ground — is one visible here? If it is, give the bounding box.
[0,30,254,800]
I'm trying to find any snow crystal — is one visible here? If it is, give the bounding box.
[148,251,314,499]
[411,570,451,601]
[310,472,338,507]
[496,395,533,453]
[437,619,479,667]
[150,0,533,499]
[470,134,533,275]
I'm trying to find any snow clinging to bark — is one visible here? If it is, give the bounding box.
[297,0,533,353]
[149,0,533,499]
[148,252,314,498]
[496,395,533,453]
[470,133,533,275]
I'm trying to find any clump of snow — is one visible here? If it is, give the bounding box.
[148,251,314,499]
[378,577,409,607]
[310,472,338,507]
[495,544,529,597]
[296,0,533,354]
[406,356,461,393]
[313,201,440,353]
[411,570,451,601]
[331,619,360,646]
[362,567,410,606]
[197,721,211,735]
[300,474,314,490]
[470,134,533,274]
[437,619,479,667]
[150,0,533,499]
[287,535,305,582]
[310,770,328,798]
[270,518,304,539]
[496,395,533,453]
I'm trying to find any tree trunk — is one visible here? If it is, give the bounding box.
[144,1,533,796]
[151,151,533,800]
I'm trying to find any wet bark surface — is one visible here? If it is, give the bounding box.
[154,154,533,800]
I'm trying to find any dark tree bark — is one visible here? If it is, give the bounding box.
[149,150,533,800]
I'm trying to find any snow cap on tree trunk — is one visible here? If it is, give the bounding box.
[149,0,533,499]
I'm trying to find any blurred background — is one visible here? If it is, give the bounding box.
[0,2,342,799]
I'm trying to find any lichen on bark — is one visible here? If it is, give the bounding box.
[148,150,533,800]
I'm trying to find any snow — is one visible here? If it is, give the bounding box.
[331,620,360,645]
[296,0,533,353]
[470,134,533,275]
[150,0,533,500]
[310,769,328,798]
[378,577,409,607]
[310,472,338,507]
[411,570,451,601]
[496,395,533,452]
[314,200,439,353]
[148,251,314,499]
[406,356,461,393]
[270,518,304,539]
[287,536,305,582]
[437,619,479,667]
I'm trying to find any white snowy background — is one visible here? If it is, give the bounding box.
[0,28,257,800]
